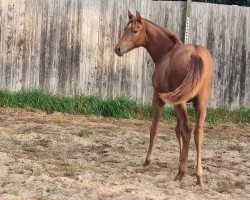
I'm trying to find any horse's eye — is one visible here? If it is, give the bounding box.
[133,30,138,34]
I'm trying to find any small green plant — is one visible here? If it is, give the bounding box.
[0,181,8,188]
[204,134,222,145]
[216,180,234,193]
[41,161,50,169]
[204,134,222,144]
[46,184,60,194]
[187,165,196,176]
[205,134,234,145]
[77,129,91,138]
[64,166,77,176]
[14,157,20,164]
[140,138,149,145]
[63,164,89,176]
[125,136,133,144]
[13,139,22,145]
[34,167,43,176]
[10,189,19,196]
[227,144,244,153]
[161,134,174,142]
[9,156,21,165]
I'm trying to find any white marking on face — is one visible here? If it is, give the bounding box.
[128,23,132,28]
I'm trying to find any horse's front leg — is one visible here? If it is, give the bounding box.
[143,93,164,166]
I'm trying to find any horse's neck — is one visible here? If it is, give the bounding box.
[144,20,181,64]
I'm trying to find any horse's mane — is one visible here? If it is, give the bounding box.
[144,19,183,45]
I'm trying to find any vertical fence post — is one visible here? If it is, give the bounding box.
[184,0,192,44]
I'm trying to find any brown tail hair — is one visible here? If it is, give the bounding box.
[159,53,204,105]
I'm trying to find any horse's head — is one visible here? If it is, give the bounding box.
[115,10,146,56]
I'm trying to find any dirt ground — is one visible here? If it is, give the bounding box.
[0,107,249,200]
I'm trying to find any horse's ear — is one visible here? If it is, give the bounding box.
[136,10,142,23]
[128,10,133,20]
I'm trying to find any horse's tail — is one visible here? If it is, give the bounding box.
[159,53,204,105]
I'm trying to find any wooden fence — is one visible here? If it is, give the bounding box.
[0,0,249,108]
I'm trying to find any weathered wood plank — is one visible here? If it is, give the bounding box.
[0,0,249,108]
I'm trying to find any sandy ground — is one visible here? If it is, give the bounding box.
[0,107,249,200]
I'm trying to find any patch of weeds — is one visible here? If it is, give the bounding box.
[243,147,250,154]
[227,143,244,153]
[235,181,246,190]
[14,156,20,164]
[108,193,117,198]
[151,171,161,177]
[10,189,19,196]
[41,161,50,169]
[77,128,91,138]
[205,134,221,144]
[242,150,250,159]
[98,167,113,174]
[1,181,8,188]
[161,134,173,142]
[46,184,60,194]
[125,136,133,144]
[187,165,196,176]
[8,156,21,165]
[125,188,134,193]
[140,138,149,145]
[241,156,250,164]
[13,139,22,145]
[34,167,43,176]
[204,134,223,145]
[216,180,235,193]
[63,164,89,176]
[64,166,77,176]
[205,134,235,146]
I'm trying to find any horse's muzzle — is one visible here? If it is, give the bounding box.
[114,45,125,56]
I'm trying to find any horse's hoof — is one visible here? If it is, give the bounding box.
[174,176,181,182]
[196,178,204,188]
[142,159,151,166]
[174,172,184,182]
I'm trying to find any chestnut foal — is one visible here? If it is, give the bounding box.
[115,11,213,187]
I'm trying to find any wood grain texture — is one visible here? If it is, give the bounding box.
[0,0,249,108]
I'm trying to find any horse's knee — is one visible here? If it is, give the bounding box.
[187,123,192,133]
[194,125,204,142]
[195,125,203,132]
[175,125,181,138]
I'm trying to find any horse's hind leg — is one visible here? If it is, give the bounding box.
[193,100,207,187]
[174,106,182,162]
[174,104,192,182]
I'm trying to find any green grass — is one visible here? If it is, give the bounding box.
[204,133,234,145]
[0,89,73,113]
[204,133,224,145]
[77,129,91,138]
[0,89,249,124]
[139,138,149,145]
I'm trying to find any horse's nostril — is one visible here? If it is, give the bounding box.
[116,46,121,53]
[115,46,121,54]
[115,46,124,56]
